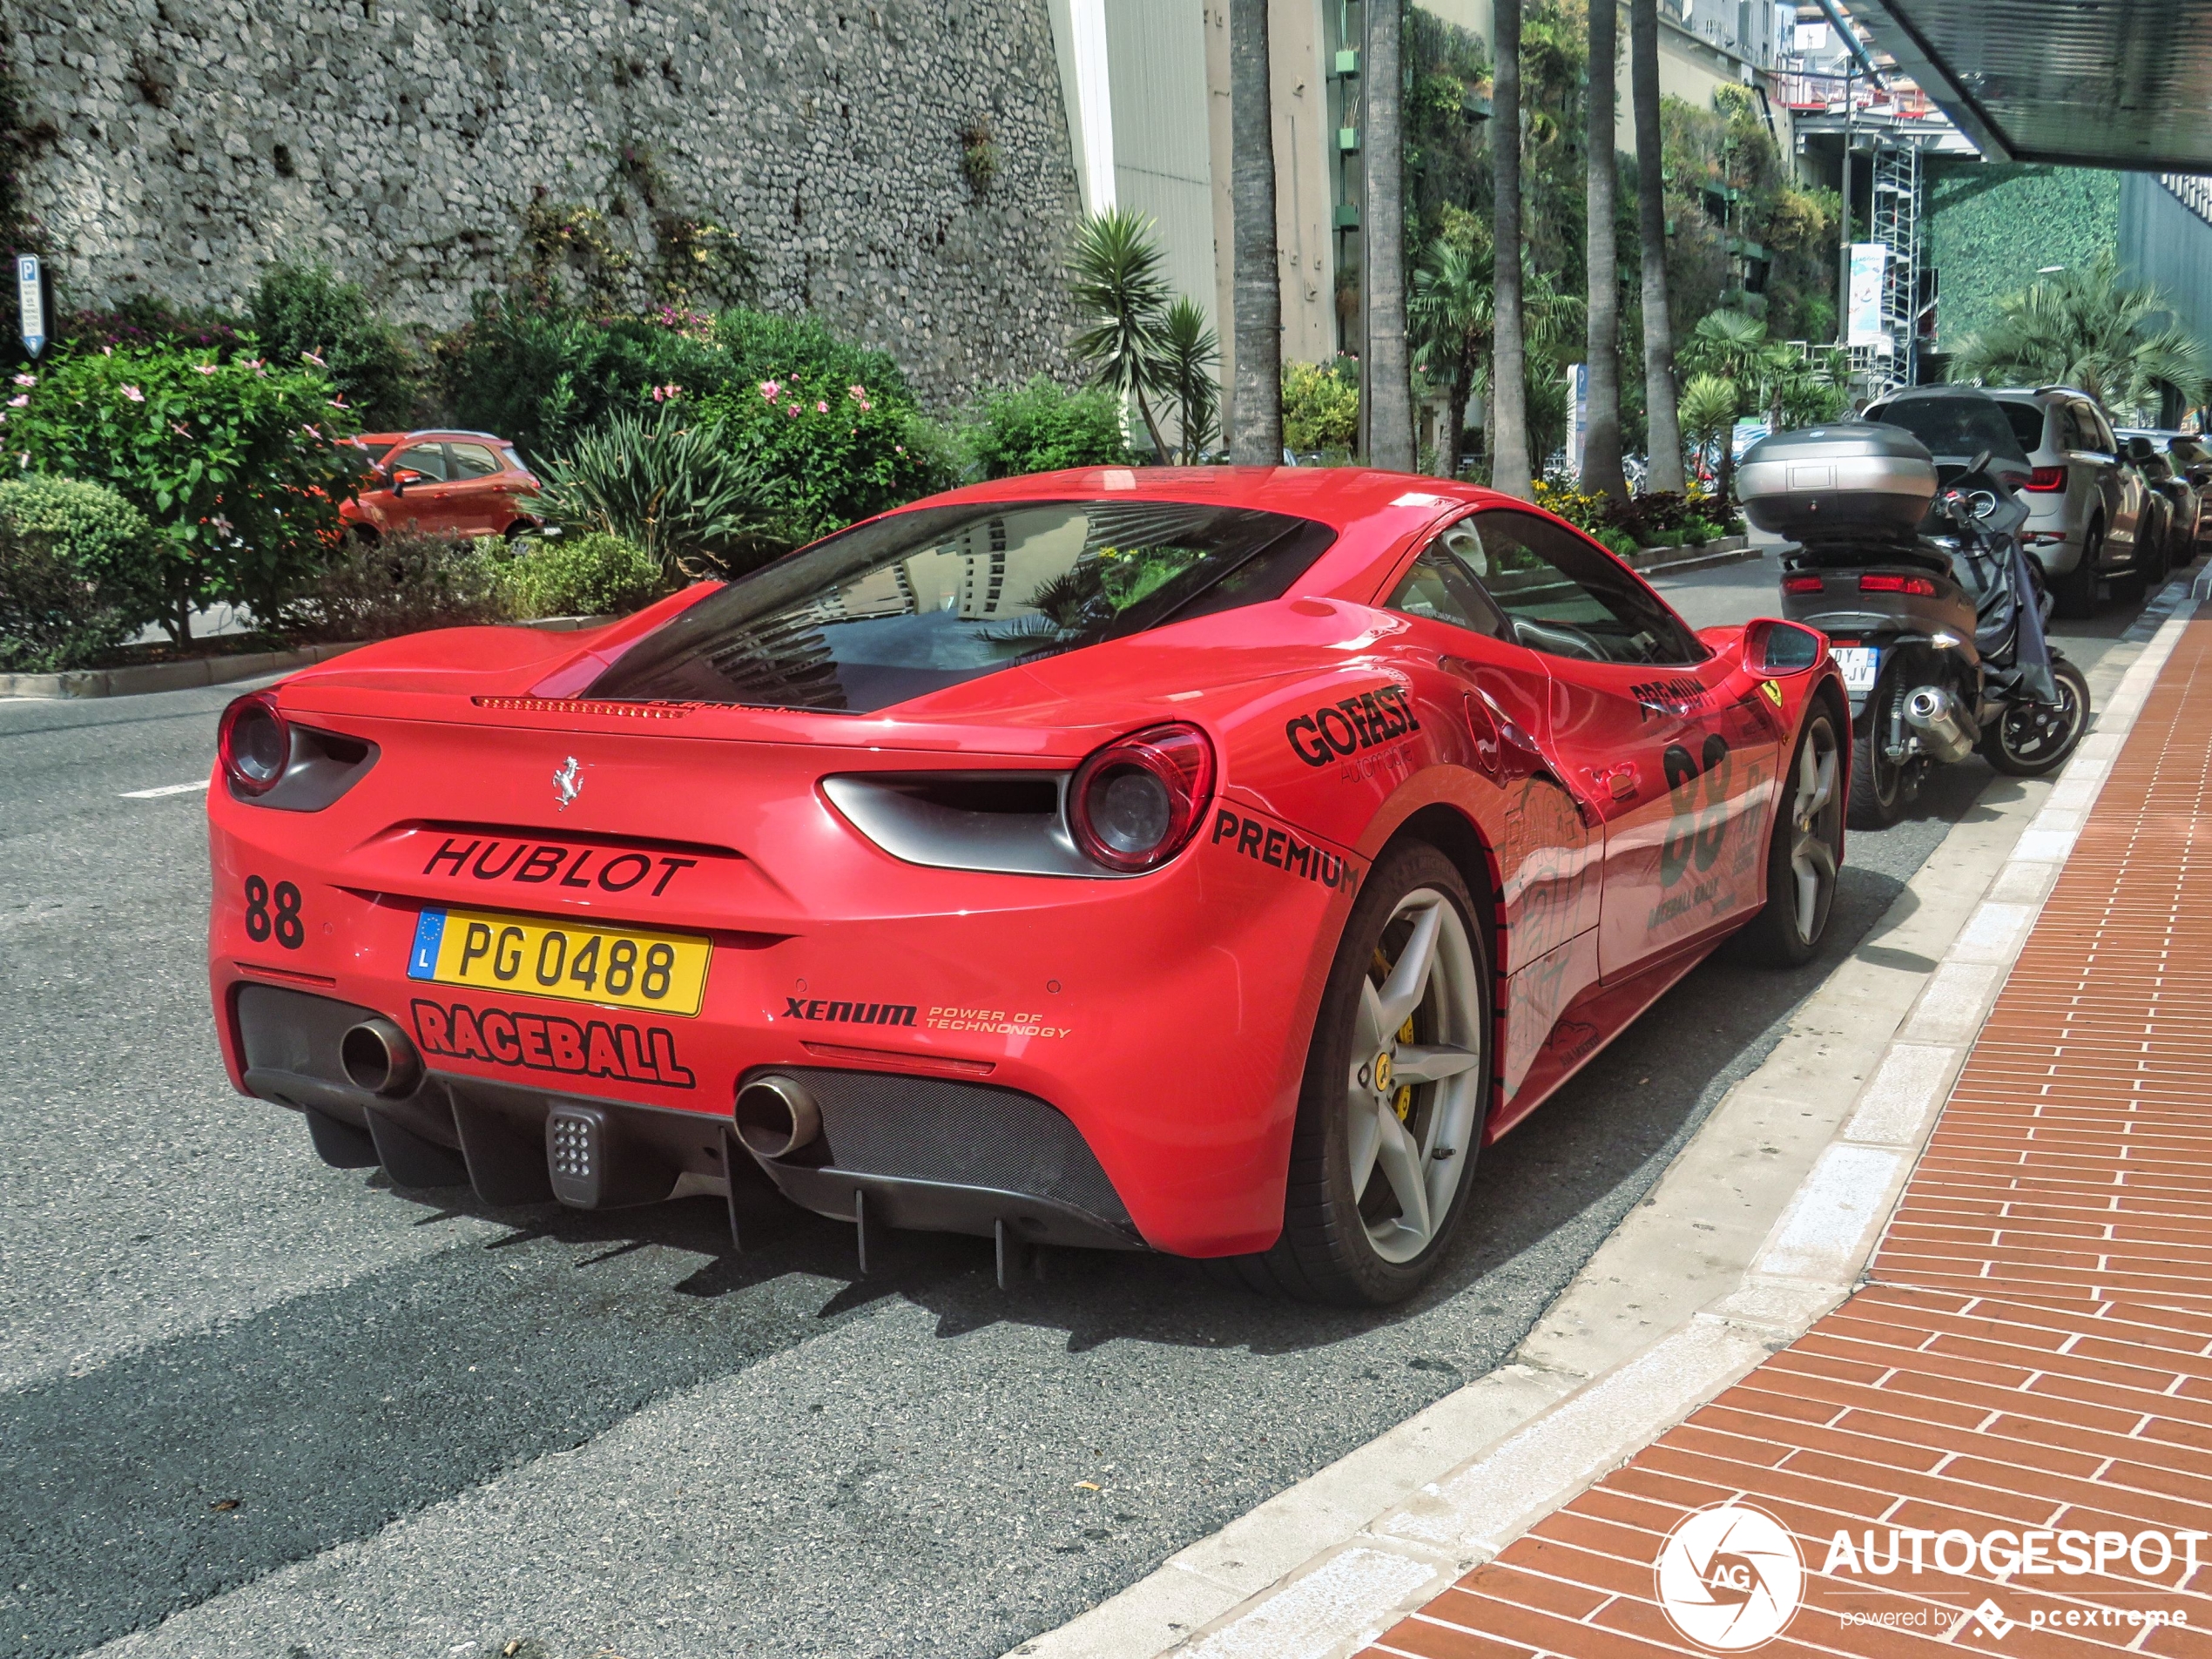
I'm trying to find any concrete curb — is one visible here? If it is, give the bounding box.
[1624,536,1759,578]
[1008,577,2202,1659]
[0,614,614,700]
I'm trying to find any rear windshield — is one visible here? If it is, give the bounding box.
[1997,401,2047,451]
[583,499,1338,711]
[1869,395,2033,466]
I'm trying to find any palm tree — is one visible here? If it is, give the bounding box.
[1229,0,1283,463]
[1411,240,1493,476]
[1954,252,2209,421]
[1160,296,1222,462]
[1678,373,1738,489]
[1629,0,1683,490]
[1490,0,1531,498]
[1068,208,1174,460]
[1683,307,1768,502]
[1581,0,1626,499]
[1362,0,1415,469]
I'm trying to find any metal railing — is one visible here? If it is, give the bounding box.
[2160,174,2212,228]
[1771,65,1937,119]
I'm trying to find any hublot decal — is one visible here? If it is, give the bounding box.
[421,835,698,897]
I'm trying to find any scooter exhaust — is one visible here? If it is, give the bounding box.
[1904,685,1977,764]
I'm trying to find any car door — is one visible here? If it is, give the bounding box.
[444,441,509,536]
[1458,508,1781,983]
[2071,400,2137,563]
[1379,523,1602,1101]
[381,442,451,533]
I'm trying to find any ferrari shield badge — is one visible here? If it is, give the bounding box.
[1759,681,1784,708]
[553,755,583,811]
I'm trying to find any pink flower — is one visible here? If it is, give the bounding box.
[301,422,323,439]
[786,403,800,417]
[895,445,906,455]
[759,379,781,401]
[11,373,34,387]
[120,385,145,402]
[815,400,828,413]
[193,363,218,375]
[241,357,264,369]
[169,420,192,436]
[301,350,326,368]
[5,395,25,408]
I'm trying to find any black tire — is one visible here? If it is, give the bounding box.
[1239,842,1491,1307]
[2053,523,2101,619]
[345,523,381,548]
[1847,669,1909,831]
[1735,707,1844,967]
[1984,657,2092,777]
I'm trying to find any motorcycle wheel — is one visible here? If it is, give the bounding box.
[1848,671,1910,830]
[1983,658,2092,777]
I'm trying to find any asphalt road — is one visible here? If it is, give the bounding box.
[0,561,2155,1659]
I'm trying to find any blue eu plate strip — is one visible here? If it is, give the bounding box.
[408,909,447,980]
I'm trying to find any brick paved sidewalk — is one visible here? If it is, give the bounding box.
[1364,617,2212,1658]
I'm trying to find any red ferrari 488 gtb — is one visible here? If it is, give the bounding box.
[208,468,1847,1305]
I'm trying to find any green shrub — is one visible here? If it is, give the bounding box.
[1282,359,1359,453]
[248,261,421,428]
[284,529,509,642]
[497,532,666,620]
[961,376,1133,477]
[1594,526,1641,561]
[0,520,133,672]
[0,475,163,629]
[6,347,361,643]
[535,406,786,579]
[1677,516,1722,547]
[693,370,956,542]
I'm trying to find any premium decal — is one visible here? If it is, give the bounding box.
[410,998,697,1087]
[782,997,917,1027]
[1285,685,1421,767]
[1209,808,1360,889]
[421,835,698,896]
[1629,676,1714,722]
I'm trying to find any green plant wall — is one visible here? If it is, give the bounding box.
[1928,162,2121,351]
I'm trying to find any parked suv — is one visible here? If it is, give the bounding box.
[2118,428,2210,566]
[1868,386,2155,617]
[340,430,541,543]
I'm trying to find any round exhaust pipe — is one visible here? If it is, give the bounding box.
[1903,685,1977,763]
[734,1075,821,1161]
[341,1018,422,1098]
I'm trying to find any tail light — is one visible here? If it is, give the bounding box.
[1069,723,1216,873]
[1782,574,1824,594]
[2026,465,2067,492]
[1858,573,1938,597]
[218,691,291,796]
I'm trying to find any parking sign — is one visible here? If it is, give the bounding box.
[17,255,45,358]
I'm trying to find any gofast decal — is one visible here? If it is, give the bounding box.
[410,998,696,1087]
[1285,685,1421,767]
[421,835,698,898]
[1629,675,1713,723]
[924,1008,1074,1037]
[782,997,917,1027]
[1209,808,1360,889]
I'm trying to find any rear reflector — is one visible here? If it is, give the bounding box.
[1858,572,1939,596]
[2026,466,2067,492]
[1782,574,1824,593]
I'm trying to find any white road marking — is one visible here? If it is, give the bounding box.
[119,779,210,799]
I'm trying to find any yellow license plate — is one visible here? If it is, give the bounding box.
[407,907,711,1016]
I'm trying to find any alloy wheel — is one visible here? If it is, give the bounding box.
[1789,717,1842,940]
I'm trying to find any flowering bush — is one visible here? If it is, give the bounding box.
[496,531,666,619]
[534,405,784,578]
[1282,359,1360,454]
[6,346,362,642]
[695,371,954,541]
[960,377,1134,478]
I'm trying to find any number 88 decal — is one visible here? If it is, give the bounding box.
[1659,734,1730,887]
[242,873,306,950]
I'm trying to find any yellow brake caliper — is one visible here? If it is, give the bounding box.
[1372,948,1417,1123]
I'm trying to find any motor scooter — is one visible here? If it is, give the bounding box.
[1742,394,2092,829]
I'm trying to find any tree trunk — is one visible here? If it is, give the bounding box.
[1629,0,1684,492]
[1229,0,1284,464]
[1362,0,1415,471]
[1581,0,1627,499]
[1132,381,1171,465]
[1489,0,1531,499]
[1445,350,1474,479]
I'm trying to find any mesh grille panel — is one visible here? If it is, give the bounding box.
[786,1069,1132,1226]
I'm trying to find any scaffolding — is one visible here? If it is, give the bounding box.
[1851,139,1923,397]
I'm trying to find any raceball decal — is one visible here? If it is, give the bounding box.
[1656,1504,1803,1651]
[1630,676,1714,723]
[421,835,698,898]
[783,997,916,1027]
[409,998,697,1088]
[1285,685,1421,767]
[1209,808,1360,889]
[925,1008,1073,1037]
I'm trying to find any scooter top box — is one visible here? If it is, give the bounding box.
[1738,421,1939,541]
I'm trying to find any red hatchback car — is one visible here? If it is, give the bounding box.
[340,430,542,542]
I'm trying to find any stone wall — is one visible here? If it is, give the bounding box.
[7,0,1083,403]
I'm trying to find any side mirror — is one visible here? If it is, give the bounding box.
[1746,617,1824,676]
[389,469,426,496]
